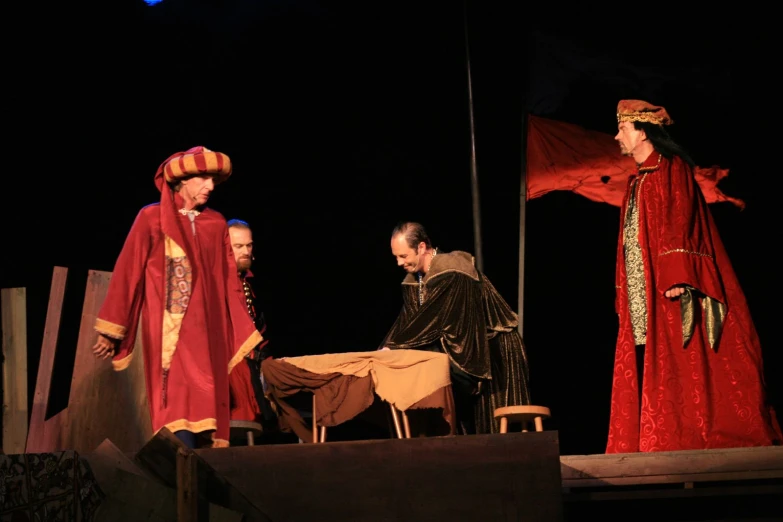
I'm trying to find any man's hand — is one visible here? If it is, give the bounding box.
[93,333,117,360]
[664,284,687,299]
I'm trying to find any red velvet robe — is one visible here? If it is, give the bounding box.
[228,270,266,423]
[607,152,782,453]
[95,191,262,447]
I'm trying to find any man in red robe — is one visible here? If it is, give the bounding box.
[607,100,782,453]
[92,146,263,448]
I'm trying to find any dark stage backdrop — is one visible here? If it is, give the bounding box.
[1,1,776,456]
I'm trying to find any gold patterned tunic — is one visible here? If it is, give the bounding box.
[623,175,648,345]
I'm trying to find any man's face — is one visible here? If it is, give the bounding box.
[391,234,426,273]
[180,175,215,206]
[615,121,646,157]
[229,227,253,272]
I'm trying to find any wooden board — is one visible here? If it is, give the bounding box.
[560,446,783,488]
[197,431,565,522]
[1,287,28,454]
[134,428,272,522]
[26,267,67,453]
[26,268,152,454]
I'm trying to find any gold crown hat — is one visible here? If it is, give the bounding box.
[617,100,674,126]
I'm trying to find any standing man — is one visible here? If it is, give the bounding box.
[382,222,531,434]
[608,100,782,452]
[92,146,263,449]
[226,218,277,432]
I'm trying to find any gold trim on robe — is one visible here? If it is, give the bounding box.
[94,318,127,340]
[228,331,264,373]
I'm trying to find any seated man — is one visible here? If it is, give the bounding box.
[381,222,531,434]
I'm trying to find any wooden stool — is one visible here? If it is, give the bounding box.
[229,420,263,446]
[494,405,551,433]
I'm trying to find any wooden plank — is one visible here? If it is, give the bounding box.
[60,270,152,454]
[564,483,783,502]
[560,446,783,487]
[92,464,244,522]
[82,438,153,485]
[27,268,152,454]
[135,428,271,522]
[562,469,783,488]
[1,287,28,454]
[197,431,565,522]
[26,267,68,453]
[177,447,201,522]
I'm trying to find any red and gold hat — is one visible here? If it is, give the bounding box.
[617,100,673,126]
[153,146,232,191]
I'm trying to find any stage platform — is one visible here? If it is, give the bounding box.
[4,429,782,521]
[74,430,782,522]
[561,445,783,521]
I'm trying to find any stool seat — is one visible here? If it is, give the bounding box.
[494,405,551,433]
[230,419,263,446]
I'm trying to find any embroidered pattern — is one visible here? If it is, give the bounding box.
[623,176,648,345]
[166,256,192,313]
[659,248,713,258]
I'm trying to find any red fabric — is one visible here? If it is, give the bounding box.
[97,190,259,444]
[229,359,262,422]
[606,152,782,453]
[525,115,745,209]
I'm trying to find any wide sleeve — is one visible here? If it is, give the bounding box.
[384,272,491,380]
[654,157,726,303]
[94,209,152,369]
[379,285,420,350]
[224,226,263,373]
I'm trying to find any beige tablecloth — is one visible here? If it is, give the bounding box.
[262,350,455,442]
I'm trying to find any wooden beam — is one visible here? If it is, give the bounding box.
[177,446,199,522]
[83,439,243,522]
[26,267,68,453]
[1,287,28,454]
[60,270,151,453]
[560,446,783,488]
[135,428,271,522]
[564,483,783,502]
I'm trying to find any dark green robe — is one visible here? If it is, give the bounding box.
[382,250,531,433]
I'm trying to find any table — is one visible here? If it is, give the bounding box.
[261,349,455,442]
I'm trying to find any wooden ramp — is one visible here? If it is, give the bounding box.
[81,430,269,522]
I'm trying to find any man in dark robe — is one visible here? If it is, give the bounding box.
[607,100,782,452]
[226,218,281,438]
[92,146,263,449]
[381,222,531,434]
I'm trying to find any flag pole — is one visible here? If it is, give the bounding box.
[518,113,528,337]
[463,0,483,272]
[517,30,532,337]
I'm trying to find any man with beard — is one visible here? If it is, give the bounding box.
[92,146,263,449]
[381,221,531,434]
[607,100,782,453]
[226,219,281,439]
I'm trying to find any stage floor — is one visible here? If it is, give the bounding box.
[560,445,783,521]
[78,431,783,522]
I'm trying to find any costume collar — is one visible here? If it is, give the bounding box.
[637,152,663,173]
